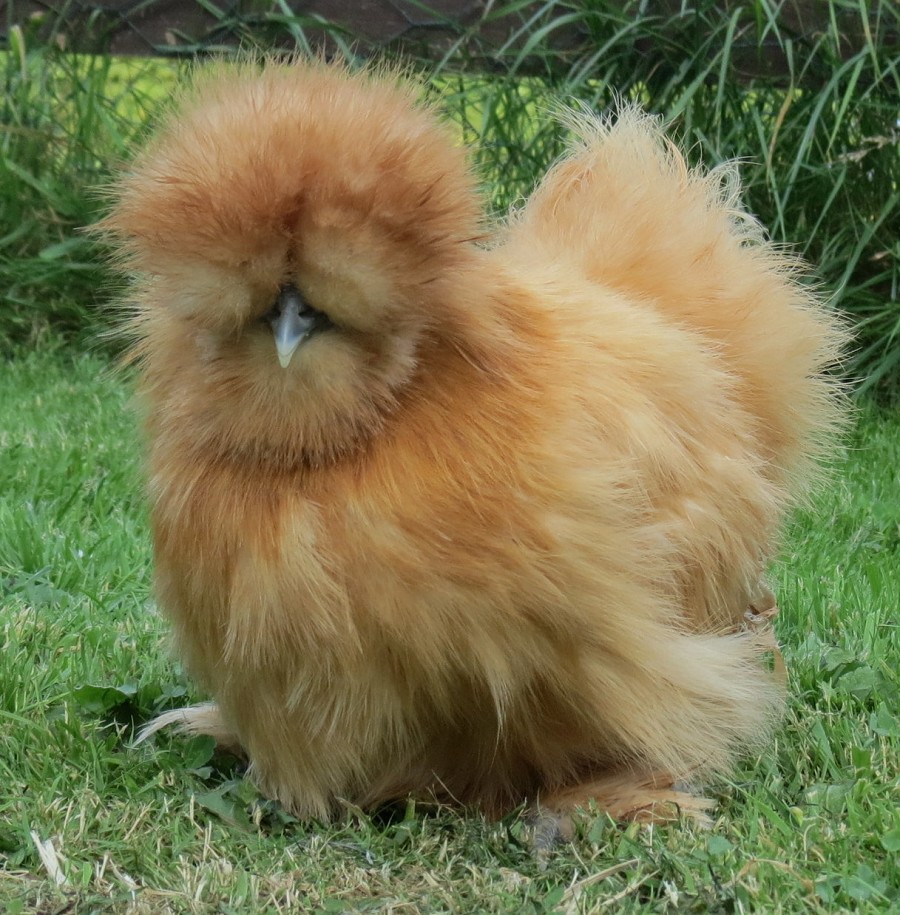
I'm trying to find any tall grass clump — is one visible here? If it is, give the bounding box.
[0,30,178,347]
[433,1,899,396]
[1,2,897,393]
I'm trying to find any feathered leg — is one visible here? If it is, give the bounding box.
[135,703,245,757]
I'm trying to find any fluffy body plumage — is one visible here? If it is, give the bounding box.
[103,59,846,821]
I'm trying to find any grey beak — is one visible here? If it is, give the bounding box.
[271,285,316,368]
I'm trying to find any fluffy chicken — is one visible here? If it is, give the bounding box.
[101,58,846,823]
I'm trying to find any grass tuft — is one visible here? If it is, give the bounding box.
[427,1,899,397]
[0,38,180,348]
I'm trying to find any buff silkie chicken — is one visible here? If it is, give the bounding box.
[99,58,847,826]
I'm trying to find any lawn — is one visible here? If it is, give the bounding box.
[0,343,897,913]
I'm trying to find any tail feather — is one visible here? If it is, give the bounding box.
[504,105,849,489]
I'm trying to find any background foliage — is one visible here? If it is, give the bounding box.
[1,1,898,394]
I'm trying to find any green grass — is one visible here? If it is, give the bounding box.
[0,37,180,346]
[0,344,897,913]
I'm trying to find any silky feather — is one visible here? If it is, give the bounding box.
[100,58,847,823]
